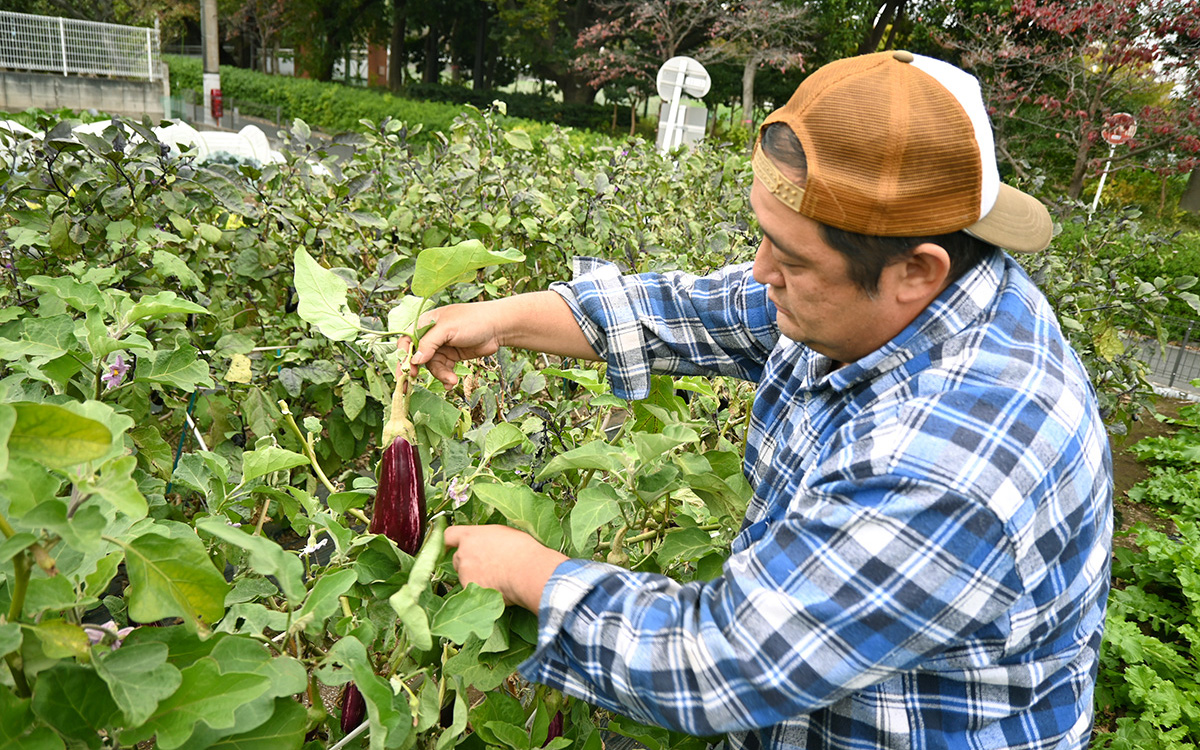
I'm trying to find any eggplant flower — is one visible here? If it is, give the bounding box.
[102,355,130,390]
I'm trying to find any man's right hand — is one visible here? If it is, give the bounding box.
[407,291,601,390]
[409,302,503,389]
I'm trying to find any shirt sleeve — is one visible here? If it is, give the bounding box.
[549,258,779,400]
[517,476,1024,736]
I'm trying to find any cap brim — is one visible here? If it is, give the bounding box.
[964,183,1053,253]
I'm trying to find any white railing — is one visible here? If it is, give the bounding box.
[0,10,161,81]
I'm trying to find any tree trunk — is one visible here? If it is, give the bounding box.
[741,57,757,130]
[390,0,407,91]
[1181,165,1200,213]
[472,6,488,89]
[1067,134,1094,200]
[422,23,440,84]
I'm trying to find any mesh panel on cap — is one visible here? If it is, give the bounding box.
[764,52,983,237]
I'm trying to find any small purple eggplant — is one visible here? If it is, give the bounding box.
[341,682,367,733]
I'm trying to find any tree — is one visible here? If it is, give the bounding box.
[494,0,604,103]
[288,0,387,81]
[954,0,1200,202]
[702,0,813,130]
[572,0,720,101]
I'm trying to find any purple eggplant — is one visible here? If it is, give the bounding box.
[341,682,367,733]
[542,711,563,746]
[369,436,426,556]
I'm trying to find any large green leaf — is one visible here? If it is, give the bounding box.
[569,484,622,553]
[206,698,307,750]
[293,247,362,341]
[412,241,524,298]
[84,454,148,518]
[118,657,272,750]
[5,402,111,469]
[122,523,231,631]
[431,584,506,644]
[0,687,63,750]
[291,568,357,635]
[124,291,209,324]
[195,517,305,605]
[536,440,628,479]
[482,423,527,460]
[389,519,446,651]
[470,482,563,548]
[93,642,183,726]
[239,446,309,484]
[136,346,215,391]
[29,664,120,746]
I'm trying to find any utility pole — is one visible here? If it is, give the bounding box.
[201,0,220,125]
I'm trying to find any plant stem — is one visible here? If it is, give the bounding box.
[7,552,30,623]
[278,400,338,497]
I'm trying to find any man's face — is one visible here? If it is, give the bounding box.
[749,175,907,365]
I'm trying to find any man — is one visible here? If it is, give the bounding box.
[410,51,1113,749]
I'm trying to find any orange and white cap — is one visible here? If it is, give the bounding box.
[754,50,1052,253]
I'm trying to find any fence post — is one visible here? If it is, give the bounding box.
[58,17,68,76]
[1168,319,1195,388]
[147,20,155,81]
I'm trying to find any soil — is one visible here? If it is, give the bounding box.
[1110,398,1189,545]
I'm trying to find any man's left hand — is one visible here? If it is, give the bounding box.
[444,524,569,613]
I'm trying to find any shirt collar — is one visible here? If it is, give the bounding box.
[825,249,1006,391]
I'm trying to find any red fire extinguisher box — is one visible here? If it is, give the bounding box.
[210,89,223,121]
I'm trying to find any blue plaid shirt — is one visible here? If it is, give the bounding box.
[520,251,1113,750]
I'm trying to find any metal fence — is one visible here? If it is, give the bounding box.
[1129,315,1200,394]
[0,10,161,81]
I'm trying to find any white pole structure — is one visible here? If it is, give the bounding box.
[1090,143,1116,214]
[58,17,67,76]
[661,63,688,152]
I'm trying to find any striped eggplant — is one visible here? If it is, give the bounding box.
[369,435,426,555]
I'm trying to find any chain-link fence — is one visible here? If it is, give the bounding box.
[0,10,161,81]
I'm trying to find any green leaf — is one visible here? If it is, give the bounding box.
[119,657,272,750]
[412,240,524,298]
[410,386,462,441]
[293,247,362,341]
[6,402,111,469]
[482,423,526,460]
[389,518,446,651]
[240,446,310,484]
[503,130,534,151]
[206,697,307,750]
[0,688,64,750]
[0,403,13,477]
[569,484,622,553]
[1095,325,1125,362]
[343,381,367,422]
[85,454,148,518]
[30,664,119,746]
[123,523,231,631]
[0,622,22,659]
[136,346,215,390]
[29,620,90,660]
[656,527,716,565]
[387,295,429,335]
[291,568,357,635]
[471,482,563,548]
[151,250,203,289]
[126,291,209,323]
[431,584,506,644]
[94,642,183,726]
[537,440,627,479]
[26,275,103,311]
[195,517,305,605]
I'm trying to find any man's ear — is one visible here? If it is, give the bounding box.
[890,242,951,305]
